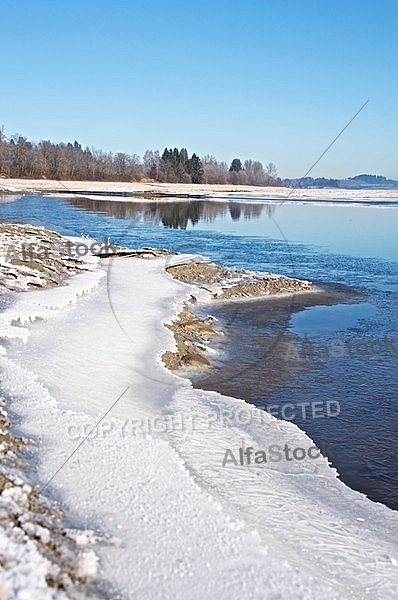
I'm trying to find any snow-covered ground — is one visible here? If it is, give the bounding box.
[1,252,398,599]
[1,178,398,205]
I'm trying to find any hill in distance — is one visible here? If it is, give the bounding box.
[283,174,398,189]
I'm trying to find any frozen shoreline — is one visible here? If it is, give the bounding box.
[2,178,398,206]
[1,233,398,598]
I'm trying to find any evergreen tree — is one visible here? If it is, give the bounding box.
[229,158,243,172]
[187,153,204,184]
[176,147,190,182]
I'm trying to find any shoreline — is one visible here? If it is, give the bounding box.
[1,225,398,598]
[2,178,398,205]
[0,225,319,597]
[162,257,313,370]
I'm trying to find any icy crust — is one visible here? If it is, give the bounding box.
[166,388,398,599]
[0,390,343,600]
[0,251,106,598]
[0,268,104,345]
[0,253,397,598]
[0,396,101,599]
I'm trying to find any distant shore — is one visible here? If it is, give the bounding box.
[2,178,398,204]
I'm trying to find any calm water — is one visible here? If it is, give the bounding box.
[0,194,397,510]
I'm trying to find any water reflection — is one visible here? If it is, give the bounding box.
[66,196,275,229]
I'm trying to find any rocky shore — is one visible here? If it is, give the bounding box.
[0,224,89,293]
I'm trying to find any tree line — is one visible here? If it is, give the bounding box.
[0,127,281,186]
[282,176,339,188]
[282,174,398,189]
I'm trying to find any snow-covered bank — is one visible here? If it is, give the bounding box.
[1,178,398,205]
[1,252,398,598]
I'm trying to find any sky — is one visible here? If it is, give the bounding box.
[0,0,397,179]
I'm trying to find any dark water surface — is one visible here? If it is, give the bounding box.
[0,194,397,509]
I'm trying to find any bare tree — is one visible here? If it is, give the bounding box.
[265,162,279,185]
[143,150,161,180]
[244,160,267,186]
[0,126,7,175]
[202,155,228,184]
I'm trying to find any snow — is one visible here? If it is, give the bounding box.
[0,253,398,598]
[0,527,68,600]
[1,178,398,206]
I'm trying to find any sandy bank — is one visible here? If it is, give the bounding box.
[162,260,313,370]
[1,178,398,203]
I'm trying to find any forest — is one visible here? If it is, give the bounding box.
[0,128,281,186]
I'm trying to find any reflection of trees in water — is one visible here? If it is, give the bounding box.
[160,201,203,229]
[67,196,274,229]
[229,204,241,221]
[264,203,276,218]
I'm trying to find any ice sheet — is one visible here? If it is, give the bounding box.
[1,255,397,599]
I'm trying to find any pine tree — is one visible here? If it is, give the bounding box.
[187,154,204,184]
[176,147,189,182]
[229,158,243,172]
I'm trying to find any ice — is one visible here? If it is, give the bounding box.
[0,527,69,600]
[0,254,398,598]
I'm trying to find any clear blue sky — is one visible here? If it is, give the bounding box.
[1,0,397,179]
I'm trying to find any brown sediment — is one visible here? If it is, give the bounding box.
[163,261,312,370]
[165,262,236,284]
[216,276,311,299]
[166,260,312,299]
[162,306,216,370]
